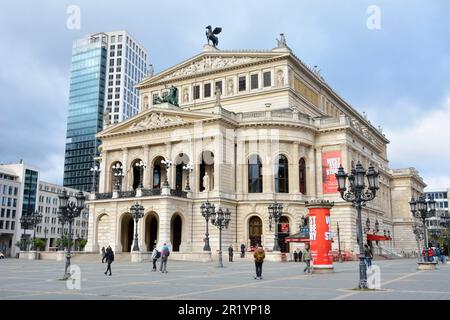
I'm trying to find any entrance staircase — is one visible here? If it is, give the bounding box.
[373,246,404,260]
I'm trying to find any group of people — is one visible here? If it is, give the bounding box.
[101,243,171,276]
[422,245,447,264]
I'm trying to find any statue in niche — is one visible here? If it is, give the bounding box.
[215,85,222,106]
[277,69,284,87]
[183,88,189,103]
[227,79,234,95]
[103,108,110,127]
[202,172,210,192]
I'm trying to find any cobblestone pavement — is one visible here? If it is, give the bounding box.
[0,258,449,300]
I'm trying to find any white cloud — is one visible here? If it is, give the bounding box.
[386,95,450,188]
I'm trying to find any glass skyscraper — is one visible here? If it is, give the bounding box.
[63,31,149,191]
[63,33,108,191]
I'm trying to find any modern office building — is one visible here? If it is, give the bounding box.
[0,161,89,257]
[36,182,89,251]
[0,161,39,257]
[424,188,449,212]
[63,31,150,192]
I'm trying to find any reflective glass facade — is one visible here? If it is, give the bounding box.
[22,169,38,214]
[63,35,107,191]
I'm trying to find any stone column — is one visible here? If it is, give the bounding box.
[306,200,334,273]
[100,151,108,193]
[85,205,97,252]
[166,142,173,188]
[143,145,150,189]
[263,138,273,193]
[307,147,316,197]
[214,134,223,191]
[291,142,300,194]
[122,148,129,192]
[236,139,245,195]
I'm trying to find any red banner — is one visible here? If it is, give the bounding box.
[322,151,342,194]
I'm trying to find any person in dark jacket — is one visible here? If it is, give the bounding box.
[228,244,234,262]
[293,250,299,262]
[240,244,246,258]
[104,246,114,276]
[364,244,373,269]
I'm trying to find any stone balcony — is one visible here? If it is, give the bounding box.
[93,188,188,201]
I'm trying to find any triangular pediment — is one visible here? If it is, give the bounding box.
[98,106,216,138]
[137,50,289,88]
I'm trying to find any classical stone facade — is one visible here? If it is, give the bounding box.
[85,41,426,259]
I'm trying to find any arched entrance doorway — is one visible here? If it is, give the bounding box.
[171,215,182,252]
[278,216,290,253]
[120,213,134,252]
[145,213,158,251]
[248,216,263,248]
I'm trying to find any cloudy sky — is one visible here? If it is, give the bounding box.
[0,0,449,190]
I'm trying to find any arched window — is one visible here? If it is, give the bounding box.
[274,155,289,193]
[248,155,262,193]
[299,158,306,194]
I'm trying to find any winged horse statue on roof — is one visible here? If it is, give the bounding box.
[205,25,222,48]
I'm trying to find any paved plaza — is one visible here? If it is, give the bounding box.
[0,258,449,300]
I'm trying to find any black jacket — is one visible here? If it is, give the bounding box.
[105,249,114,263]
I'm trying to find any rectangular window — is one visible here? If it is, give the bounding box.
[204,83,211,98]
[5,221,9,230]
[11,221,14,230]
[263,71,271,87]
[6,209,10,218]
[12,210,16,218]
[193,85,200,100]
[0,208,4,217]
[152,93,159,104]
[0,221,3,229]
[250,74,259,90]
[239,76,246,92]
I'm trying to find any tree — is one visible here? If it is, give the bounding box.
[32,238,46,251]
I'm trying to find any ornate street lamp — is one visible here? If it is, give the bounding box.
[135,161,147,189]
[130,202,145,251]
[337,222,343,263]
[374,219,380,233]
[20,214,33,251]
[336,162,379,290]
[410,194,436,262]
[210,207,231,267]
[44,227,48,251]
[161,159,173,187]
[58,190,86,280]
[200,201,215,251]
[268,201,283,252]
[412,223,424,262]
[30,211,43,251]
[58,214,67,251]
[90,165,101,192]
[365,217,371,233]
[182,163,193,191]
[112,163,124,191]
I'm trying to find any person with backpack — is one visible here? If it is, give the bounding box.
[253,244,265,280]
[151,245,160,271]
[160,243,170,273]
[104,246,114,276]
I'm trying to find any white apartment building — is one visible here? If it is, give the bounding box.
[0,168,21,256]
[104,31,150,124]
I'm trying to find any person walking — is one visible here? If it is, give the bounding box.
[297,248,302,262]
[240,244,246,258]
[101,246,106,263]
[104,246,114,276]
[293,249,299,262]
[364,244,373,269]
[151,245,160,271]
[228,244,234,262]
[160,243,170,273]
[302,245,312,274]
[253,244,265,280]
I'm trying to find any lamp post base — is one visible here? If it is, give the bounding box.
[417,262,437,270]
